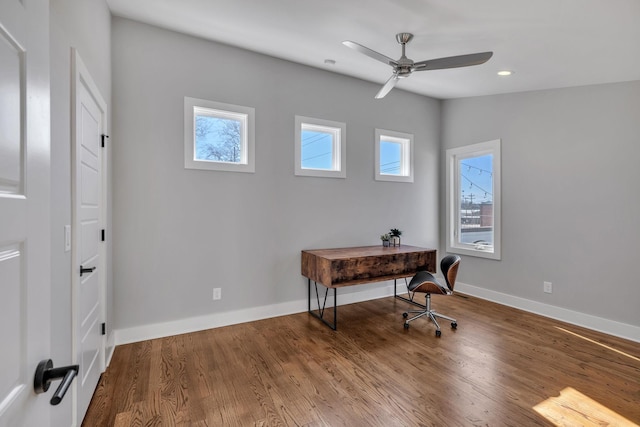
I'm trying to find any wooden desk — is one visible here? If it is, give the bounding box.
[301,245,436,329]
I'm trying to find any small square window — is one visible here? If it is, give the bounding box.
[375,129,413,183]
[295,116,346,178]
[184,97,255,173]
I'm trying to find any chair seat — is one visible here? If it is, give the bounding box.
[407,271,451,295]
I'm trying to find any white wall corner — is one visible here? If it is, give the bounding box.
[455,282,640,343]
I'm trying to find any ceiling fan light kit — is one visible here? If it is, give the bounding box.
[342,33,493,99]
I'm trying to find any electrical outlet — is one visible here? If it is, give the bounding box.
[213,288,222,300]
[543,281,552,294]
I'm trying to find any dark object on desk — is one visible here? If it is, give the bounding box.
[403,255,461,337]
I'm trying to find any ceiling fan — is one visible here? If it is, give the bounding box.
[342,33,493,99]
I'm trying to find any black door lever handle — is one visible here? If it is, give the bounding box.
[80,265,96,276]
[34,359,79,405]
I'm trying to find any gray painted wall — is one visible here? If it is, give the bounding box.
[441,81,640,328]
[50,0,111,423]
[111,18,441,330]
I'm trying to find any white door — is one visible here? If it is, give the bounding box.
[0,0,51,426]
[72,50,107,424]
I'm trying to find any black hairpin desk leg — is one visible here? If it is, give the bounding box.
[308,279,337,330]
[394,278,427,309]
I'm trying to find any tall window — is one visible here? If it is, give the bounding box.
[184,97,255,173]
[295,116,346,178]
[375,129,413,182]
[446,139,501,259]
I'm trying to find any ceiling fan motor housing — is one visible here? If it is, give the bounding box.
[396,60,414,77]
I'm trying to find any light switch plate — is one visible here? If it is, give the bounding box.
[64,225,71,252]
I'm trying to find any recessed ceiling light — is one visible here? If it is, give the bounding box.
[497,70,513,76]
[324,59,336,65]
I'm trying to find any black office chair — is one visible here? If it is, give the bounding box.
[403,255,461,336]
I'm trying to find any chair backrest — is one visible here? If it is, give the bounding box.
[440,255,461,291]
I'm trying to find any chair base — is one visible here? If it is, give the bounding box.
[403,293,457,337]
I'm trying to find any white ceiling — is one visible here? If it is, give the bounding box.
[106,0,640,100]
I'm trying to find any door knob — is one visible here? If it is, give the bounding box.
[80,265,96,276]
[34,359,79,405]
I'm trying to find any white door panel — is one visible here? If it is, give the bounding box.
[0,0,51,425]
[80,272,99,316]
[81,162,99,205]
[81,220,99,262]
[0,245,22,405]
[0,31,22,194]
[72,50,107,424]
[80,313,100,384]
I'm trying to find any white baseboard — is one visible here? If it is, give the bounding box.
[456,282,640,343]
[114,281,400,345]
[113,280,639,346]
[105,332,115,366]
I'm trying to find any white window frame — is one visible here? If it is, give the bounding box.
[294,115,346,178]
[375,129,414,183]
[446,139,501,260]
[184,96,255,173]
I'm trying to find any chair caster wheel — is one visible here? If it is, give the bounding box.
[435,330,442,337]
[402,312,408,318]
[404,322,409,329]
[451,322,457,329]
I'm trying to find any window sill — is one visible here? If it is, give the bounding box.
[295,169,346,178]
[447,245,501,260]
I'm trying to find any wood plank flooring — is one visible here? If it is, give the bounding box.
[83,294,640,426]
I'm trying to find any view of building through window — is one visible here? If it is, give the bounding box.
[458,153,493,247]
[194,114,242,163]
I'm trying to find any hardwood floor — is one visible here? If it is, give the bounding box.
[83,294,640,426]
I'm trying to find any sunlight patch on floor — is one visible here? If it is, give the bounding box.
[555,327,640,362]
[533,387,638,426]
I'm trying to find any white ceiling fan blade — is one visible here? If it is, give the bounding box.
[413,52,493,71]
[342,41,398,67]
[375,75,400,99]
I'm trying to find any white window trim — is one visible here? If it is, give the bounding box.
[294,115,346,178]
[184,96,255,173]
[375,128,414,183]
[446,139,501,260]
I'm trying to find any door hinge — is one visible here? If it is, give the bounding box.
[101,323,106,335]
[101,229,105,242]
[101,134,109,148]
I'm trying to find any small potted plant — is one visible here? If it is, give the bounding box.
[380,233,391,247]
[389,228,402,246]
